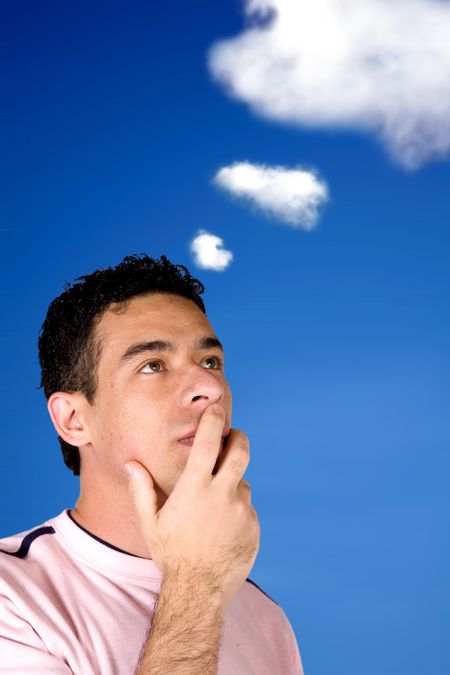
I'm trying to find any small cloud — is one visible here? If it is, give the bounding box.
[190,230,234,271]
[213,161,328,230]
[208,0,450,169]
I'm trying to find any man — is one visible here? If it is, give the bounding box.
[0,253,304,674]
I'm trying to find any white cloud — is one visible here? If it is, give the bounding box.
[208,0,450,169]
[213,161,328,229]
[189,230,234,271]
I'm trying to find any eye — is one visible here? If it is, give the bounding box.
[139,355,224,374]
[204,356,224,369]
[140,360,165,374]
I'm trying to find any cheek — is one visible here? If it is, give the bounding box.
[104,397,165,456]
[225,382,232,412]
[90,394,139,450]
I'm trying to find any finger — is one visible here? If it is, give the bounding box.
[237,479,252,504]
[124,461,158,531]
[182,403,226,484]
[213,430,250,491]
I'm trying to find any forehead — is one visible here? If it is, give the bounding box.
[95,293,211,357]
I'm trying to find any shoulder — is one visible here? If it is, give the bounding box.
[0,517,59,601]
[245,576,280,607]
[0,523,56,559]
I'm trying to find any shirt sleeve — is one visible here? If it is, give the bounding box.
[0,594,73,674]
[281,608,305,675]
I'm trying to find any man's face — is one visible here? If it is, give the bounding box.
[80,292,232,505]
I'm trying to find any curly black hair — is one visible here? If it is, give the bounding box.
[38,253,207,476]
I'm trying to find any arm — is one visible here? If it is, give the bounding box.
[134,571,225,675]
[126,404,260,675]
[0,594,73,674]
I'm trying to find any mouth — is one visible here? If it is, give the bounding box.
[178,435,226,451]
[178,425,230,446]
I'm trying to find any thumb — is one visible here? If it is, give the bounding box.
[124,461,159,527]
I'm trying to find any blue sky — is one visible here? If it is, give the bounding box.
[2,2,450,673]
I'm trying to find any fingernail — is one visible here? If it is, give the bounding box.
[124,463,134,479]
[211,403,224,414]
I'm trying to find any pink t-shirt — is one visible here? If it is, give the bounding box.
[0,509,304,674]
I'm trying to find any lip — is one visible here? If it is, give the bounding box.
[179,436,226,450]
[178,425,230,443]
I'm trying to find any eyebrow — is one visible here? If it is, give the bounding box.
[119,336,224,366]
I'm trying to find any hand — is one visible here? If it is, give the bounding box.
[124,403,260,611]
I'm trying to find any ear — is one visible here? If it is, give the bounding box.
[47,392,91,447]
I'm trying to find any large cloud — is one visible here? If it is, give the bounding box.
[214,161,328,229]
[189,230,234,271]
[208,0,450,169]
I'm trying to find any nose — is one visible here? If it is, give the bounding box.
[180,363,226,411]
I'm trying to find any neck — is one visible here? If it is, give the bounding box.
[72,475,157,560]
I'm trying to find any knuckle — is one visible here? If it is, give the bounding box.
[235,499,249,518]
[229,450,249,474]
[229,429,249,448]
[235,440,249,456]
[228,460,243,475]
[234,439,250,460]
[235,431,249,448]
